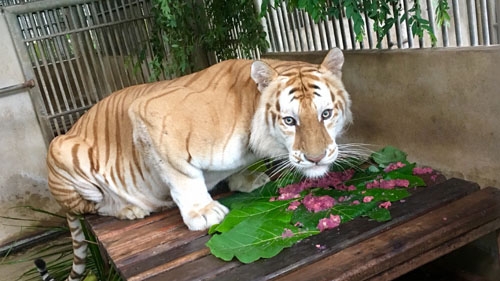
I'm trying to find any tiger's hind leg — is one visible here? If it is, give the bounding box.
[34,213,87,281]
[47,135,103,215]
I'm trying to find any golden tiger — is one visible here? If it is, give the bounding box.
[39,48,352,281]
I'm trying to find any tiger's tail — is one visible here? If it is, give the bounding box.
[34,213,88,281]
[34,258,55,281]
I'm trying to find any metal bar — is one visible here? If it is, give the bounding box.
[270,5,283,51]
[37,10,73,131]
[4,10,54,143]
[264,8,277,52]
[317,19,328,50]
[365,8,374,49]
[88,2,115,94]
[131,0,154,80]
[279,3,293,51]
[0,79,35,97]
[69,3,100,104]
[3,0,95,14]
[496,0,500,44]
[338,11,348,49]
[117,0,141,84]
[452,0,463,46]
[301,11,313,50]
[330,13,341,48]
[307,14,320,50]
[323,18,333,49]
[480,0,490,45]
[274,3,287,51]
[289,9,303,51]
[403,0,413,48]
[48,8,78,124]
[467,0,478,45]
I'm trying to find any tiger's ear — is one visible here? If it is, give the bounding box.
[320,48,344,77]
[251,61,278,92]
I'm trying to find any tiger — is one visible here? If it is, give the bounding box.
[37,48,352,281]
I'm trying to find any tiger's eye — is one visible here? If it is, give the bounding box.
[283,116,297,126]
[321,109,333,120]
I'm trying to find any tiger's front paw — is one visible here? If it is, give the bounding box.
[183,200,229,231]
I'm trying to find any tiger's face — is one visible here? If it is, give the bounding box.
[250,49,352,178]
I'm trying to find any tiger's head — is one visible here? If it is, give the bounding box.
[249,48,352,178]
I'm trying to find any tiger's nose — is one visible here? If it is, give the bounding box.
[305,152,326,164]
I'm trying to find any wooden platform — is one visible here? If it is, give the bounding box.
[85,178,500,281]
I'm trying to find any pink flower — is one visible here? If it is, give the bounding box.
[351,200,360,205]
[412,167,433,175]
[287,201,301,211]
[363,196,374,203]
[384,162,406,172]
[302,194,336,213]
[282,228,294,238]
[317,214,341,232]
[379,201,392,209]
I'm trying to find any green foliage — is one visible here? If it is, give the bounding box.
[150,0,202,79]
[207,146,427,263]
[371,145,407,165]
[1,208,122,281]
[148,0,267,79]
[204,0,269,61]
[146,0,451,79]
[435,0,451,26]
[261,0,450,47]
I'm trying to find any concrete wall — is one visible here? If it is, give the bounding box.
[0,13,61,247]
[266,46,500,188]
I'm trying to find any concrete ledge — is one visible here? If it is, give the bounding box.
[263,46,500,188]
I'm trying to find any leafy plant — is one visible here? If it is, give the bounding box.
[147,0,267,79]
[207,146,430,263]
[1,208,122,281]
[260,0,450,47]
[145,0,450,79]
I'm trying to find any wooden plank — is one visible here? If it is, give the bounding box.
[91,179,478,280]
[273,187,500,281]
[371,218,500,281]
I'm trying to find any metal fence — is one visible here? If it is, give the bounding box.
[2,0,498,143]
[260,0,499,52]
[3,0,163,142]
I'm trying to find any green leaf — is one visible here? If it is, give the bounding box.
[211,201,291,233]
[366,207,392,222]
[371,146,408,166]
[384,171,426,187]
[207,218,317,263]
[207,146,427,264]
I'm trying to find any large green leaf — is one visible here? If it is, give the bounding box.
[207,146,428,263]
[207,217,317,263]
